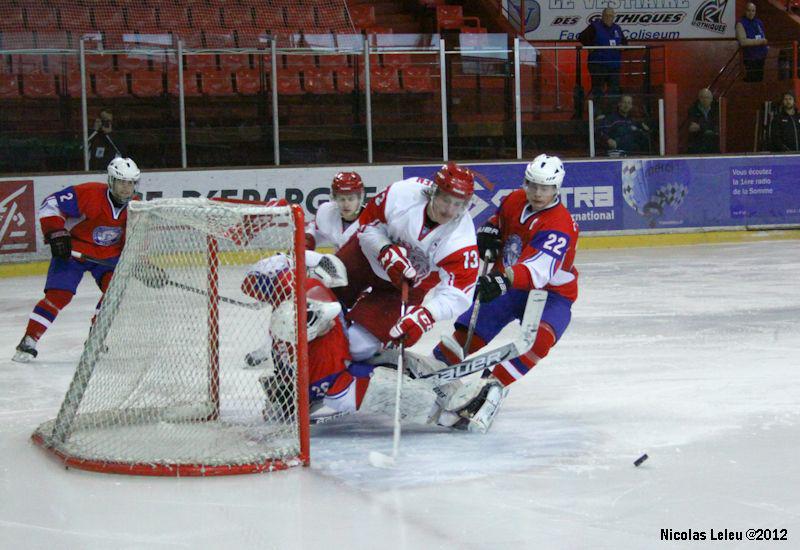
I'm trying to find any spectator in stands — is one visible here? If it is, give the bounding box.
[687,88,720,154]
[88,109,123,171]
[736,3,769,83]
[769,91,800,152]
[598,94,651,156]
[578,8,628,103]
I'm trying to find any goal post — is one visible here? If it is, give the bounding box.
[32,198,309,476]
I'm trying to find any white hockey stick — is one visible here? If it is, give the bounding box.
[368,281,409,469]
[419,290,547,382]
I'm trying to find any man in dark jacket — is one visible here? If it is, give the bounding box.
[598,94,650,156]
[769,91,800,152]
[578,8,628,101]
[687,88,720,154]
[88,109,123,171]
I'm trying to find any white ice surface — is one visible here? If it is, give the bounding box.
[1,240,799,549]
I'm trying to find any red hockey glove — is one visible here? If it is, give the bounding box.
[389,306,434,347]
[378,244,417,289]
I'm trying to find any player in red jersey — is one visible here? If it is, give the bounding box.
[431,154,580,432]
[242,253,464,426]
[12,158,141,363]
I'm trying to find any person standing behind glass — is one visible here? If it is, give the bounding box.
[578,8,628,103]
[736,3,769,83]
[88,109,122,171]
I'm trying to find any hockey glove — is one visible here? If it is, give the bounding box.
[476,223,501,261]
[47,230,71,260]
[477,273,510,303]
[389,306,434,348]
[378,244,417,289]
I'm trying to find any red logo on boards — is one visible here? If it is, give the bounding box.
[0,180,37,255]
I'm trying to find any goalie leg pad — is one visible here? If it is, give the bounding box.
[446,380,508,434]
[359,367,440,425]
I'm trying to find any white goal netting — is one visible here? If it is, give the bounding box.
[32,198,309,476]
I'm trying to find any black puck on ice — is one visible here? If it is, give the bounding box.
[634,453,649,467]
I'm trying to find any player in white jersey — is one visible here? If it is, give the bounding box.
[305,171,365,251]
[332,162,480,362]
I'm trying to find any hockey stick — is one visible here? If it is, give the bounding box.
[368,281,409,469]
[463,252,493,355]
[419,290,548,382]
[71,251,264,310]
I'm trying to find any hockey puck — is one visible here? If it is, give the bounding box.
[634,453,649,467]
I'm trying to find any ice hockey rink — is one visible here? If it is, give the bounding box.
[1,239,799,550]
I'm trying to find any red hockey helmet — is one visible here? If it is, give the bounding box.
[331,172,364,194]
[434,162,474,201]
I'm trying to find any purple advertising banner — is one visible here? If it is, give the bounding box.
[404,156,800,232]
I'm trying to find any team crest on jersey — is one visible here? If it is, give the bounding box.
[398,241,430,282]
[502,234,523,267]
[93,226,123,246]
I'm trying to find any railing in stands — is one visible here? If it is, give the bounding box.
[0,34,667,174]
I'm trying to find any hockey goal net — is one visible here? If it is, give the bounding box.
[32,198,309,476]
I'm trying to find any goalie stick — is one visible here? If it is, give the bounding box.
[70,251,264,310]
[418,289,548,382]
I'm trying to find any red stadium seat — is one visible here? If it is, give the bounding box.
[436,6,480,32]
[335,67,356,93]
[185,54,218,71]
[222,6,255,29]
[285,6,316,30]
[285,53,316,70]
[12,54,46,74]
[84,54,114,72]
[64,71,90,97]
[0,74,20,98]
[234,68,263,95]
[303,68,336,94]
[94,72,129,97]
[167,70,202,96]
[60,6,93,32]
[188,4,222,29]
[36,32,75,50]
[23,73,58,98]
[318,54,349,69]
[131,70,164,97]
[201,70,235,96]
[1,55,13,74]
[0,8,25,31]
[26,7,60,31]
[219,54,252,72]
[156,4,191,30]
[315,6,348,30]
[368,66,401,93]
[276,71,303,95]
[382,53,413,69]
[118,54,151,72]
[349,5,376,29]
[403,66,437,93]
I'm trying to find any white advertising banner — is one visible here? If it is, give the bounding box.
[0,165,405,262]
[504,0,737,41]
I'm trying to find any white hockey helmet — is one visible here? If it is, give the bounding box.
[270,283,342,343]
[107,157,140,203]
[524,154,565,190]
